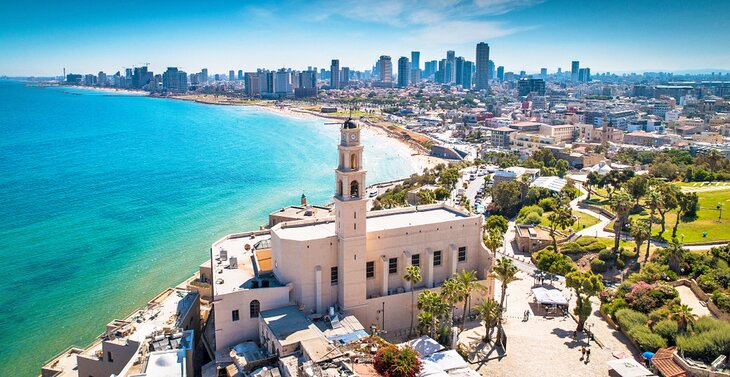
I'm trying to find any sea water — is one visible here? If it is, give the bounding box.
[0,80,416,376]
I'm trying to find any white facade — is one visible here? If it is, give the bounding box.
[210,119,494,352]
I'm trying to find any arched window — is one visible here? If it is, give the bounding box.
[350,180,359,197]
[338,180,343,196]
[339,153,344,169]
[250,300,260,318]
[350,154,358,170]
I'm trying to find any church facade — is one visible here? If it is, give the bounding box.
[209,119,494,352]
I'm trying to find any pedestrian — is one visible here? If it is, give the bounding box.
[586,348,591,362]
[573,330,577,340]
[580,347,586,360]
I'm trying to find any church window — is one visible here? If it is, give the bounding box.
[338,180,343,196]
[350,154,358,170]
[250,300,260,318]
[331,267,338,285]
[366,261,375,278]
[411,254,420,267]
[433,250,442,266]
[458,247,467,262]
[389,258,398,274]
[350,180,359,197]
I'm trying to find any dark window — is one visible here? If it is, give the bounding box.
[232,310,240,322]
[434,250,442,266]
[458,247,467,262]
[107,352,113,362]
[366,261,375,278]
[331,266,338,285]
[389,257,398,274]
[411,254,420,267]
[250,300,260,318]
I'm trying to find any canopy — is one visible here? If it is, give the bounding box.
[419,359,450,377]
[425,350,469,372]
[532,287,569,306]
[642,352,655,360]
[607,358,653,377]
[398,335,444,357]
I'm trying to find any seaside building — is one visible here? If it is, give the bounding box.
[397,56,410,88]
[207,118,495,355]
[330,59,340,89]
[162,67,188,93]
[378,55,392,85]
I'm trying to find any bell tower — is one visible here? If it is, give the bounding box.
[334,118,367,313]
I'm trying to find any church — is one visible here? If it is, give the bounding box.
[206,118,494,353]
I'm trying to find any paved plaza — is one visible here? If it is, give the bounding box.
[460,271,638,376]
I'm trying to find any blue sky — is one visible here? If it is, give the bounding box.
[1,0,729,76]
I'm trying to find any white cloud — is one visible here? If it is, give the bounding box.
[406,20,535,45]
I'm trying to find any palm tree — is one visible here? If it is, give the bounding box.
[454,270,486,332]
[403,265,422,337]
[440,278,462,334]
[666,238,686,274]
[610,190,634,255]
[474,299,500,342]
[630,219,651,261]
[670,304,697,332]
[586,171,600,200]
[645,186,663,257]
[705,149,723,173]
[491,257,520,324]
[417,290,449,339]
[673,192,698,238]
[483,228,504,256]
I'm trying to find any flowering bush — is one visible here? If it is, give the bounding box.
[374,345,422,377]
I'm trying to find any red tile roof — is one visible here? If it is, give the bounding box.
[652,348,688,377]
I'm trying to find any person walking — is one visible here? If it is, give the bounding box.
[580,347,586,361]
[586,348,591,362]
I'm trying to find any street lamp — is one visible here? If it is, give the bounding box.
[718,203,723,220]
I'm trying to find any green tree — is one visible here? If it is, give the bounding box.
[484,228,505,256]
[670,304,697,333]
[485,215,509,235]
[673,191,699,238]
[474,298,500,342]
[610,190,634,254]
[440,278,462,335]
[624,175,649,207]
[454,270,486,333]
[665,238,687,274]
[417,290,449,338]
[656,183,680,236]
[630,219,651,261]
[403,265,423,337]
[417,189,436,205]
[644,182,663,256]
[433,187,450,201]
[566,271,605,331]
[547,198,575,250]
[492,181,522,217]
[374,345,422,377]
[492,257,520,323]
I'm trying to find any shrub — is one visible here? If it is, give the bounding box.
[522,212,542,225]
[615,308,648,330]
[621,248,638,260]
[518,205,544,218]
[628,326,668,352]
[603,297,628,317]
[676,319,730,363]
[591,259,608,273]
[584,241,607,253]
[711,291,730,313]
[539,198,557,212]
[374,345,422,377]
[598,249,615,261]
[576,237,596,247]
[648,307,671,324]
[536,249,577,275]
[560,242,585,254]
[616,258,626,269]
[697,274,720,293]
[653,319,679,342]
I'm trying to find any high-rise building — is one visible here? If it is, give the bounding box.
[238,70,243,80]
[132,66,152,89]
[540,68,547,79]
[571,61,580,82]
[397,57,410,88]
[497,66,504,81]
[201,68,208,83]
[274,68,292,95]
[410,69,421,84]
[244,72,261,96]
[411,51,420,71]
[162,67,187,93]
[97,71,107,87]
[455,56,465,86]
[475,42,490,90]
[295,70,318,98]
[379,55,392,83]
[578,68,591,82]
[330,59,340,89]
[487,60,495,81]
[424,60,437,78]
[341,67,350,87]
[462,61,474,89]
[518,78,545,96]
[229,70,235,81]
[446,50,456,83]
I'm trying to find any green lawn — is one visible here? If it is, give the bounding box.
[609,187,730,244]
[579,236,638,251]
[540,211,600,231]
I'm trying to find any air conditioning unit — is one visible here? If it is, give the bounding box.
[229,257,238,269]
[220,249,228,260]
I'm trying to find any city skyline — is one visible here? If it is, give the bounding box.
[2,0,730,76]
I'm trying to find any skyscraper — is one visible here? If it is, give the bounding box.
[446,50,456,83]
[455,56,465,86]
[379,55,392,83]
[162,67,187,92]
[201,68,208,83]
[540,68,547,79]
[397,57,410,88]
[462,61,474,89]
[571,61,580,82]
[475,42,490,90]
[238,70,243,80]
[330,59,340,89]
[229,70,235,81]
[497,66,504,81]
[341,67,350,87]
[411,51,420,71]
[487,59,495,81]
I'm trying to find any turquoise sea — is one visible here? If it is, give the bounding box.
[0,80,416,376]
